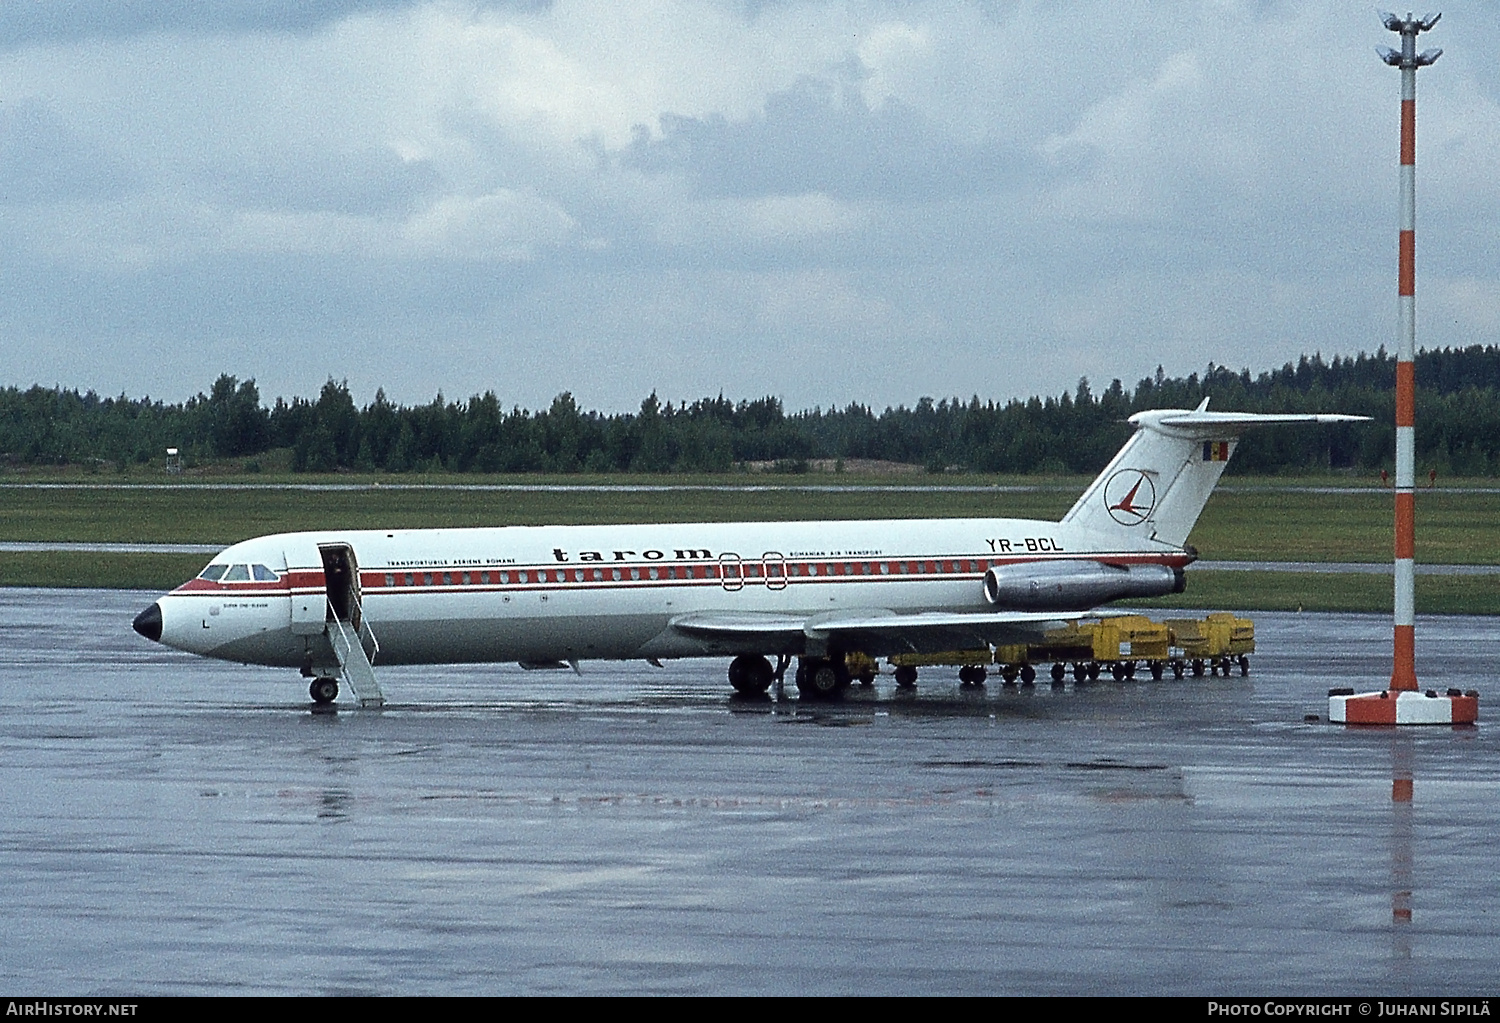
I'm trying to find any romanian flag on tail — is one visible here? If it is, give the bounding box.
[1202,440,1230,462]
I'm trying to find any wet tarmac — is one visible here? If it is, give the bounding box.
[1,588,1496,995]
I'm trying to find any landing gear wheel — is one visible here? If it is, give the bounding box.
[1087,662,1101,681]
[728,654,775,694]
[1191,659,1206,678]
[1000,665,1017,685]
[797,658,847,699]
[1019,664,1036,685]
[309,678,339,704]
[893,665,918,688]
[1051,662,1067,684]
[1072,662,1086,683]
[1110,662,1126,681]
[959,664,988,686]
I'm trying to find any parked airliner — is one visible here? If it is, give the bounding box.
[132,402,1364,705]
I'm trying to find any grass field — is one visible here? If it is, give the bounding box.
[2,480,1496,612]
[1126,570,1496,615]
[0,552,209,592]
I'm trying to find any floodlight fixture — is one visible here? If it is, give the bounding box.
[1382,11,1442,33]
[1378,11,1442,69]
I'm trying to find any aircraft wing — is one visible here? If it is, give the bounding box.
[670,607,1116,657]
[669,611,813,638]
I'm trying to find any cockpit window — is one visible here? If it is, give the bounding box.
[198,564,228,582]
[252,564,279,581]
[222,564,251,582]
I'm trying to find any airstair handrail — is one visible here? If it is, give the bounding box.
[348,588,380,664]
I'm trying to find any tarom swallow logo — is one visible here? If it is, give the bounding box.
[1104,469,1157,526]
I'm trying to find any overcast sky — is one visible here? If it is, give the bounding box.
[0,0,1496,412]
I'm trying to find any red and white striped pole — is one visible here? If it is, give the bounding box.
[1385,12,1436,693]
[1329,13,1477,725]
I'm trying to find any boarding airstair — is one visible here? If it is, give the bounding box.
[327,609,384,707]
[317,542,385,707]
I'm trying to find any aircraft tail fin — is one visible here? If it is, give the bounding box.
[1060,400,1368,549]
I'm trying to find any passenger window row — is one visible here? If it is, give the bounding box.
[374,560,989,587]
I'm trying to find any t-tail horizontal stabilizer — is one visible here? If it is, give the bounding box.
[1060,398,1369,549]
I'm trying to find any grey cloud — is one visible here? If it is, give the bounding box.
[0,0,1496,418]
[620,73,1031,202]
[0,1,549,49]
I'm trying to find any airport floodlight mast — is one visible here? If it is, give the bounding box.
[1381,12,1439,695]
[1329,12,1476,724]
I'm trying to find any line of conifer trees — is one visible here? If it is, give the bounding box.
[4,347,1500,475]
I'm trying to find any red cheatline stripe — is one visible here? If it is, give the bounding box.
[1401,100,1415,166]
[1399,231,1415,296]
[1391,624,1418,691]
[1394,493,1415,559]
[1395,362,1415,425]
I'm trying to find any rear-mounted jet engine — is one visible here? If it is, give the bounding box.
[983,560,1184,612]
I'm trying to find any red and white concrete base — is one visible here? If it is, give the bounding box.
[1328,688,1478,725]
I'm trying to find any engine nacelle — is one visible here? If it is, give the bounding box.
[982,560,1184,611]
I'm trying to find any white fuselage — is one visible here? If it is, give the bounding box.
[152,516,1184,670]
[138,404,1368,693]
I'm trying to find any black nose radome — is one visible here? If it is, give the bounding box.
[133,602,163,642]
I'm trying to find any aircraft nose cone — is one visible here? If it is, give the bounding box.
[132,602,163,643]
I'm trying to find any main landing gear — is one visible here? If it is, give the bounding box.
[309,677,339,705]
[727,654,777,695]
[794,656,850,700]
[720,655,848,699]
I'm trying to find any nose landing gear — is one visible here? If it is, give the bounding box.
[309,677,339,705]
